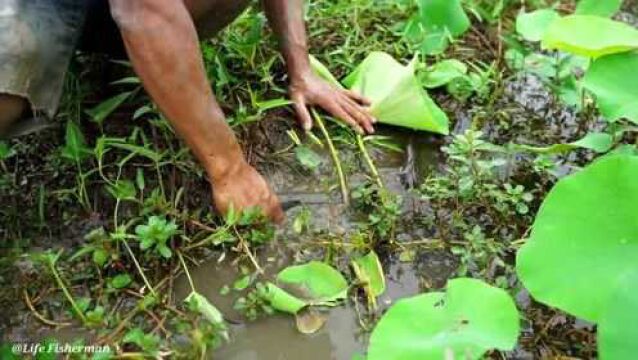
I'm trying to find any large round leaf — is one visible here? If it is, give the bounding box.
[277,261,348,303]
[367,278,520,360]
[517,155,638,322]
[598,271,638,359]
[583,52,638,124]
[542,15,638,58]
[516,9,560,42]
[575,0,623,18]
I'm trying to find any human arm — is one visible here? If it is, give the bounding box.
[108,0,283,222]
[262,0,376,134]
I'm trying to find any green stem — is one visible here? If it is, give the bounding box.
[177,252,197,293]
[312,109,349,206]
[122,240,158,298]
[356,135,384,189]
[48,254,88,324]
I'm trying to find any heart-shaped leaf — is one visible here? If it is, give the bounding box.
[542,15,638,58]
[576,0,623,17]
[517,154,638,322]
[583,51,638,124]
[516,9,560,42]
[368,278,520,360]
[277,261,348,303]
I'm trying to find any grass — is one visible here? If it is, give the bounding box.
[0,0,627,358]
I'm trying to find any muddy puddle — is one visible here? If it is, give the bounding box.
[172,127,454,360]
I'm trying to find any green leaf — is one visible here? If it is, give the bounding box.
[277,261,348,304]
[542,15,638,58]
[258,282,308,314]
[583,51,638,124]
[85,92,133,125]
[516,154,638,322]
[352,251,386,297]
[61,121,91,162]
[512,132,613,154]
[233,275,251,291]
[0,141,14,160]
[368,278,520,360]
[294,146,322,170]
[575,0,623,17]
[421,59,468,88]
[516,9,560,42]
[309,55,343,89]
[92,248,108,267]
[185,291,225,325]
[123,328,159,355]
[344,52,449,134]
[405,0,470,55]
[107,180,137,201]
[110,274,132,289]
[598,271,638,359]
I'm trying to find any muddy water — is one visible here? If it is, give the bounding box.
[171,128,455,360]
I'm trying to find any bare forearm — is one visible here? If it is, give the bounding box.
[109,0,244,181]
[263,0,311,81]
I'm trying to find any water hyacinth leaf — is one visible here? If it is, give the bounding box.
[368,278,519,360]
[309,55,343,89]
[598,271,638,359]
[421,59,468,88]
[295,308,328,334]
[516,9,560,42]
[583,52,638,124]
[277,261,348,303]
[512,132,613,154]
[405,0,470,55]
[258,282,307,314]
[343,52,449,134]
[517,155,638,322]
[352,251,386,297]
[575,0,623,17]
[542,15,638,58]
[185,291,229,339]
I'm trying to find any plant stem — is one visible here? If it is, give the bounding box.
[122,240,158,298]
[312,109,349,206]
[47,254,88,324]
[356,135,384,188]
[177,251,197,293]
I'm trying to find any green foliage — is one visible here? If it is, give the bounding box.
[404,0,471,55]
[516,9,560,42]
[312,52,449,134]
[277,261,348,303]
[598,271,638,359]
[512,132,614,154]
[352,251,385,310]
[135,216,178,259]
[517,154,638,322]
[185,291,228,340]
[575,0,623,17]
[122,328,160,356]
[367,278,520,360]
[61,121,91,163]
[257,282,307,314]
[420,59,468,88]
[583,52,638,124]
[294,146,322,170]
[86,91,133,126]
[542,15,638,58]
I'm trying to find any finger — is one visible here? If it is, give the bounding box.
[342,89,372,106]
[325,101,365,134]
[341,92,378,125]
[292,94,313,132]
[339,96,375,134]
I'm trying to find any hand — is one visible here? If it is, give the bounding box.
[289,72,376,134]
[210,161,285,224]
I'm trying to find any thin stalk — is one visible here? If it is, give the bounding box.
[356,135,384,188]
[47,256,88,324]
[312,109,349,206]
[177,251,197,293]
[122,240,158,298]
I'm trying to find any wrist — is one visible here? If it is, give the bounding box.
[204,149,247,183]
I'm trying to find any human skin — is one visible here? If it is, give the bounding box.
[107,0,377,222]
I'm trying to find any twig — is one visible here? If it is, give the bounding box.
[312,109,349,206]
[23,289,71,327]
[356,135,384,188]
[47,254,88,324]
[177,251,197,293]
[233,227,264,274]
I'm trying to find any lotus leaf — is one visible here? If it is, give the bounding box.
[367,278,519,360]
[517,154,638,322]
[542,15,638,58]
[583,51,638,124]
[516,9,560,42]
